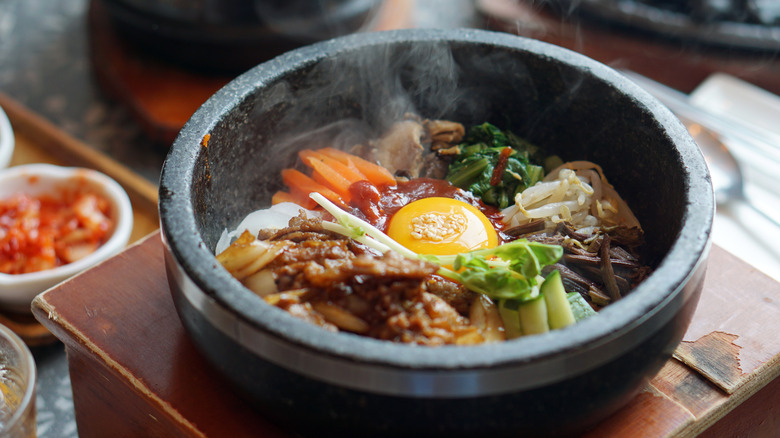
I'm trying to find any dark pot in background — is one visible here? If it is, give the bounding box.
[97,0,383,73]
[545,0,780,52]
[159,29,713,436]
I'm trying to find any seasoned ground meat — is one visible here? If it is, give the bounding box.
[424,275,477,315]
[263,217,482,345]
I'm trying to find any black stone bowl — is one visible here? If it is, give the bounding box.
[159,29,713,437]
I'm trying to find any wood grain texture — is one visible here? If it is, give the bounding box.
[30,234,780,437]
[699,375,780,438]
[582,385,695,437]
[674,246,780,395]
[648,359,726,419]
[676,332,742,393]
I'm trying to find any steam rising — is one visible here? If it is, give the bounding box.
[256,40,468,161]
[256,37,550,165]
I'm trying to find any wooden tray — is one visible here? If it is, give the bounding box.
[0,92,160,345]
[30,232,780,436]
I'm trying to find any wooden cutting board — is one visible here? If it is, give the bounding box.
[30,231,780,437]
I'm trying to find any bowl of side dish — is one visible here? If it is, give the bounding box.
[159,29,713,436]
[0,164,133,312]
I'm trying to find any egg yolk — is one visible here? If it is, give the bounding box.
[387,197,498,256]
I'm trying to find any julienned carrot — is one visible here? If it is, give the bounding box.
[299,150,366,201]
[328,153,366,180]
[271,190,316,209]
[316,148,368,181]
[299,149,367,183]
[311,171,342,198]
[318,148,396,187]
[301,157,353,202]
[278,149,394,208]
[281,169,344,206]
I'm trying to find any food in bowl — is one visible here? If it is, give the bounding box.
[215,118,652,345]
[1,187,114,275]
[159,29,713,436]
[0,164,133,312]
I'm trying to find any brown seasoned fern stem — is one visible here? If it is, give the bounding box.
[599,235,622,301]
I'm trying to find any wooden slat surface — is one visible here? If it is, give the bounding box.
[675,251,780,395]
[30,233,780,437]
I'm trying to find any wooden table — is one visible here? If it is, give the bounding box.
[31,232,780,437]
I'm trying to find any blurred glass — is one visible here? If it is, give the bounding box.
[0,324,36,438]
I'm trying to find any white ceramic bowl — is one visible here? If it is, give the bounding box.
[0,164,133,312]
[0,105,13,169]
